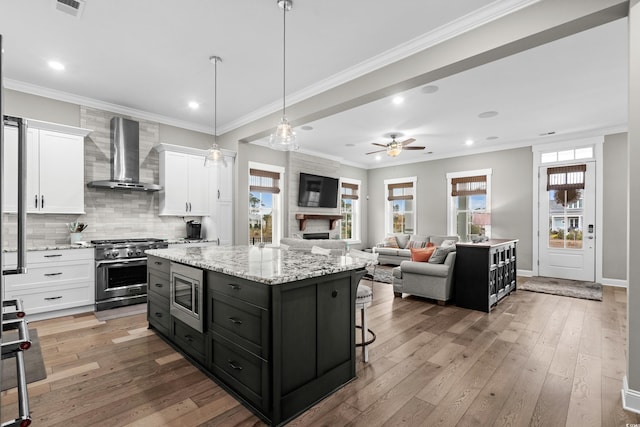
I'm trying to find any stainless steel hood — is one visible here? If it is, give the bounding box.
[87,117,161,191]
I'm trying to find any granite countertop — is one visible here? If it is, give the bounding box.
[2,242,95,253]
[146,245,376,285]
[166,238,219,245]
[455,238,519,248]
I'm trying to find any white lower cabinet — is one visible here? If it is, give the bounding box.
[3,248,95,317]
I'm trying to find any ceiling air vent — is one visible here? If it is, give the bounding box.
[54,0,86,18]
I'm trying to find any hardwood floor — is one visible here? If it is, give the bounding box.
[2,280,639,426]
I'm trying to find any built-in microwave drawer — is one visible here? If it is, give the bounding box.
[148,293,170,337]
[207,271,269,309]
[148,270,170,299]
[209,292,268,359]
[147,255,170,275]
[172,317,206,364]
[209,331,268,412]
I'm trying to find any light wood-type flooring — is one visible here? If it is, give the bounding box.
[2,279,639,426]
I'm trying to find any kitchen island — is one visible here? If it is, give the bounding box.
[145,245,374,426]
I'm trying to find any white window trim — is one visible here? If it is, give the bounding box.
[248,161,285,246]
[339,177,361,244]
[384,176,417,235]
[446,168,492,238]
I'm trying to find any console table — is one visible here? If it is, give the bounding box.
[454,239,518,312]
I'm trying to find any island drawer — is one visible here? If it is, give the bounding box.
[148,293,170,337]
[172,317,207,365]
[209,331,269,412]
[148,270,170,299]
[207,271,269,309]
[209,291,269,359]
[147,255,171,275]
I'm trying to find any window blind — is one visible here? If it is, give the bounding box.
[387,182,413,201]
[546,164,586,191]
[250,168,281,194]
[341,182,359,200]
[451,175,487,197]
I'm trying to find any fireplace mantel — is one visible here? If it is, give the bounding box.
[295,214,342,231]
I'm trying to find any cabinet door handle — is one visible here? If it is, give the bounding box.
[228,317,242,325]
[184,334,194,342]
[44,254,62,258]
[228,360,243,371]
[217,189,220,200]
[189,202,192,212]
[217,238,220,246]
[44,296,62,301]
[332,290,338,298]
[41,195,44,209]
[154,283,163,288]
[34,194,38,208]
[228,284,241,291]
[185,202,189,212]
[44,272,62,277]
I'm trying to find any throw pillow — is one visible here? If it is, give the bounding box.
[406,240,427,249]
[410,246,436,262]
[441,239,457,248]
[428,245,456,264]
[382,236,400,248]
[394,234,410,249]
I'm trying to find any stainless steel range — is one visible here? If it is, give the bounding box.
[93,238,168,311]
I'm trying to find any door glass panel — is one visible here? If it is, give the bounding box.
[174,277,193,310]
[548,189,583,249]
[106,264,146,288]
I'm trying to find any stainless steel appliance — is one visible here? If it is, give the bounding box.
[186,220,201,240]
[93,238,168,311]
[170,262,204,332]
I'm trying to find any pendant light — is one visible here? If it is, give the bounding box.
[269,0,299,151]
[204,55,227,167]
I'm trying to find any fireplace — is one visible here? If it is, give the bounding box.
[303,232,330,240]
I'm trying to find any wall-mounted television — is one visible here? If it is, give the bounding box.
[298,172,339,208]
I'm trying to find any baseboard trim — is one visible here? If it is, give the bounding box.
[517,269,533,277]
[601,277,628,288]
[27,305,95,322]
[622,376,640,414]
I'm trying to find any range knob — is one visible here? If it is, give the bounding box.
[111,250,120,258]
[127,250,134,257]
[135,248,143,256]
[103,249,112,258]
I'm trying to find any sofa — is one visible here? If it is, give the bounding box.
[279,237,347,256]
[392,249,457,303]
[372,234,459,265]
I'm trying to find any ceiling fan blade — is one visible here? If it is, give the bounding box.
[400,138,416,146]
[366,149,387,155]
[404,146,425,150]
[371,143,388,148]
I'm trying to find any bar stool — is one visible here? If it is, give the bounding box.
[355,283,376,362]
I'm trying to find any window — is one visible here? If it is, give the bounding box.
[340,178,361,242]
[546,164,586,249]
[248,163,283,245]
[540,146,594,164]
[447,169,492,241]
[384,177,416,234]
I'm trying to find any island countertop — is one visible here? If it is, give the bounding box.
[145,245,375,285]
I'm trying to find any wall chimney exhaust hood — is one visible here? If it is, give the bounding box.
[87,117,161,191]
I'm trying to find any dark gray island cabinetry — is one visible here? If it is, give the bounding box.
[145,245,372,426]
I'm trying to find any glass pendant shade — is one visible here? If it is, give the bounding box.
[204,143,226,167]
[387,141,403,157]
[269,116,298,151]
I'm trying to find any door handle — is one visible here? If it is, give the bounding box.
[41,195,44,209]
[34,194,38,208]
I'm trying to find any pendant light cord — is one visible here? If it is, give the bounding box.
[214,57,218,144]
[282,3,287,117]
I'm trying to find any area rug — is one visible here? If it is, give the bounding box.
[1,329,47,391]
[94,303,147,321]
[365,265,394,284]
[519,276,602,301]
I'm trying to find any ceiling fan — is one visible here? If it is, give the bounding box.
[366,134,425,157]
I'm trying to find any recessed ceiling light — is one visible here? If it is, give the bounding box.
[478,111,498,119]
[486,136,499,140]
[48,60,65,71]
[421,85,439,94]
[392,96,404,105]
[465,139,474,146]
[345,143,355,147]
[301,125,313,131]
[188,101,199,110]
[375,155,382,161]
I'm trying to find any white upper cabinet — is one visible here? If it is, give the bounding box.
[3,121,89,214]
[156,144,210,216]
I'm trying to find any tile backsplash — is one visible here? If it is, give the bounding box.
[2,106,197,248]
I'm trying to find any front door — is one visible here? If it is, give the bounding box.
[538,162,595,281]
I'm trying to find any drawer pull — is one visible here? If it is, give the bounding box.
[228,284,241,291]
[44,296,62,301]
[154,312,163,318]
[45,272,63,277]
[228,360,243,371]
[154,283,163,288]
[332,290,338,298]
[44,254,62,258]
[228,317,243,325]
[154,261,163,265]
[184,334,194,342]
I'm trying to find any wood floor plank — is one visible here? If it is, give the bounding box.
[529,372,572,427]
[565,352,602,427]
